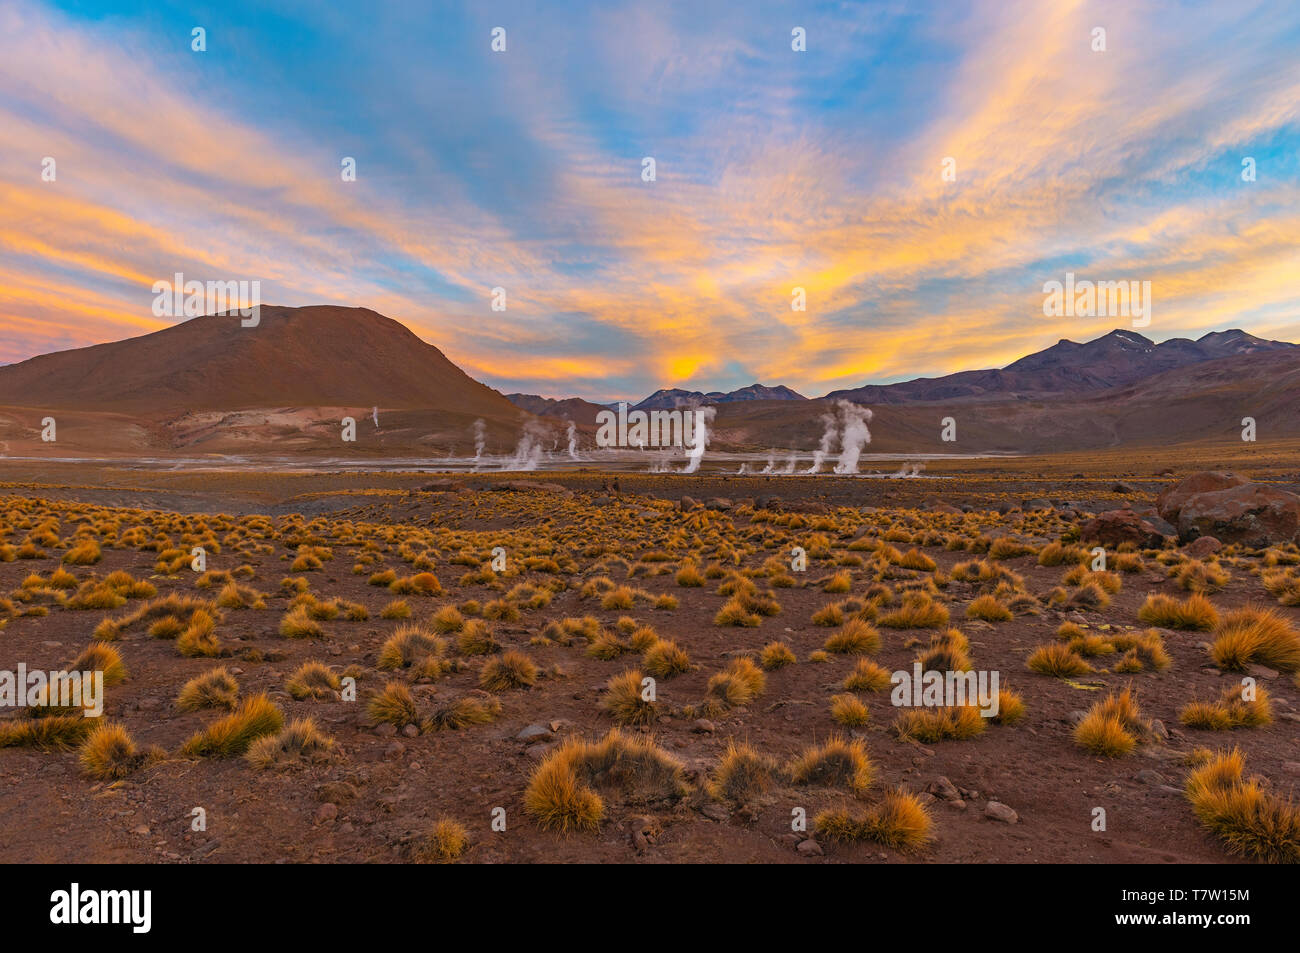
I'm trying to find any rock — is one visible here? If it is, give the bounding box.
[1026,498,1052,511]
[525,743,555,760]
[1112,481,1138,494]
[1066,710,1089,726]
[131,825,150,836]
[373,723,397,737]
[796,838,824,856]
[700,803,729,822]
[1134,769,1168,785]
[1149,719,1169,743]
[1079,509,1164,547]
[705,497,734,511]
[692,719,716,734]
[1176,482,1300,546]
[1156,471,1249,523]
[1182,536,1222,557]
[984,801,1018,823]
[313,802,338,825]
[401,723,419,738]
[778,833,802,848]
[516,724,553,743]
[679,496,701,511]
[927,776,962,801]
[1281,762,1300,776]
[382,742,405,760]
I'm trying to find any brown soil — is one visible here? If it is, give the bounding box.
[0,460,1296,865]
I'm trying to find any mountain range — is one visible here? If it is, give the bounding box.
[0,306,1296,456]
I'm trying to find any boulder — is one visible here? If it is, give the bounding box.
[1079,509,1164,547]
[1176,483,1300,546]
[1156,471,1248,523]
[704,497,734,511]
[1181,535,1222,558]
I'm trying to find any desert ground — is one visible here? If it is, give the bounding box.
[1,443,1298,864]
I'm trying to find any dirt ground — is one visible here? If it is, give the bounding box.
[0,454,1296,864]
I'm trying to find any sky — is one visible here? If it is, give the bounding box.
[2,0,1299,402]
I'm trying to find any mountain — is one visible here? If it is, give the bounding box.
[633,383,806,410]
[506,393,607,427]
[825,329,1295,404]
[0,305,518,417]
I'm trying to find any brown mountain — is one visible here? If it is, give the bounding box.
[825,329,1295,404]
[505,393,607,427]
[0,305,517,417]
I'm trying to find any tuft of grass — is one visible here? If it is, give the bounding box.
[78,721,141,779]
[965,594,1012,622]
[758,641,797,670]
[416,817,469,862]
[177,608,224,657]
[707,741,775,806]
[479,650,539,691]
[432,605,465,634]
[714,597,761,627]
[279,605,323,639]
[1073,687,1147,758]
[643,638,691,678]
[1027,642,1093,677]
[0,715,94,750]
[1208,607,1300,673]
[787,736,874,796]
[830,693,870,727]
[378,625,444,670]
[62,539,103,565]
[245,717,335,769]
[878,593,949,629]
[815,788,933,851]
[179,694,284,758]
[176,667,239,711]
[524,730,686,832]
[704,657,766,711]
[894,704,986,743]
[1180,682,1272,730]
[380,599,412,619]
[824,617,881,655]
[286,661,342,700]
[992,688,1026,725]
[1185,749,1300,863]
[602,669,657,726]
[1137,593,1219,631]
[424,694,502,731]
[367,681,420,728]
[70,642,127,686]
[844,658,893,693]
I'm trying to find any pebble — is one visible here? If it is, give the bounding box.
[985,801,1019,824]
[313,803,338,825]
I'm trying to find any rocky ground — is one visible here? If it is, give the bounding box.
[0,457,1297,864]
